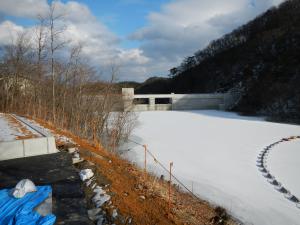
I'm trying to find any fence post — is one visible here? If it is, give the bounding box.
[93,120,97,147]
[168,161,173,217]
[111,129,117,152]
[192,181,194,194]
[143,145,147,177]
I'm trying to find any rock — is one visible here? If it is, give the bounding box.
[87,208,102,221]
[87,161,95,166]
[72,158,84,164]
[79,169,94,181]
[139,195,146,201]
[112,209,118,218]
[68,147,77,153]
[86,177,95,187]
[73,152,80,158]
[97,215,104,225]
[94,154,105,160]
[210,206,228,225]
[93,186,111,208]
[91,183,97,189]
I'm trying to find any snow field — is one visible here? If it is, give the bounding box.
[123,110,300,225]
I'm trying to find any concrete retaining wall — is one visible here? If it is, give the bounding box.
[122,88,232,111]
[0,137,58,161]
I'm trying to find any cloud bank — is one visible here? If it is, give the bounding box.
[130,0,285,80]
[0,0,285,81]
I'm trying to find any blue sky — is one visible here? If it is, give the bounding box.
[62,0,170,48]
[3,0,170,49]
[0,0,285,81]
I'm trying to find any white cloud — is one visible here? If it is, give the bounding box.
[51,1,151,81]
[0,0,286,81]
[52,1,95,23]
[0,0,49,18]
[0,0,150,81]
[0,21,24,45]
[117,49,149,65]
[129,0,286,80]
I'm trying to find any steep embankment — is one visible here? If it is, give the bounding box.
[136,0,300,122]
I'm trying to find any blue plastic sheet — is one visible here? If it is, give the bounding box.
[0,186,56,225]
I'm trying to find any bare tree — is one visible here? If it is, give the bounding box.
[60,44,82,127]
[34,15,48,118]
[47,3,66,123]
[3,31,32,112]
[0,13,137,155]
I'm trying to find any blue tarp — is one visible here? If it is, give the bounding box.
[0,186,56,225]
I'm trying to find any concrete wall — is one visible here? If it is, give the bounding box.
[0,137,58,161]
[122,88,135,112]
[122,88,231,111]
[172,93,224,110]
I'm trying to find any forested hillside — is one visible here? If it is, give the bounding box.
[136,0,300,122]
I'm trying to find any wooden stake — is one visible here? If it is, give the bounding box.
[93,120,97,146]
[168,161,173,217]
[192,181,194,194]
[143,145,147,176]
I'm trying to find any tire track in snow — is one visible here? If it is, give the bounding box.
[256,136,300,209]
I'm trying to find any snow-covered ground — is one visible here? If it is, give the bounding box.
[268,139,300,201]
[0,113,23,141]
[122,110,300,225]
[19,116,75,144]
[0,114,43,141]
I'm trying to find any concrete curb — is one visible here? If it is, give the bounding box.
[0,137,58,161]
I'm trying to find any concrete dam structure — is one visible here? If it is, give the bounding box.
[122,88,235,111]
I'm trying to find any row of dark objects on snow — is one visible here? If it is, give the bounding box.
[256,136,300,209]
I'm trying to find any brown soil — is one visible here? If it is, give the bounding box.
[30,117,237,225]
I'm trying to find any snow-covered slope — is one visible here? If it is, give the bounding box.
[123,110,300,225]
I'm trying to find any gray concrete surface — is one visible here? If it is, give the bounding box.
[0,137,58,161]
